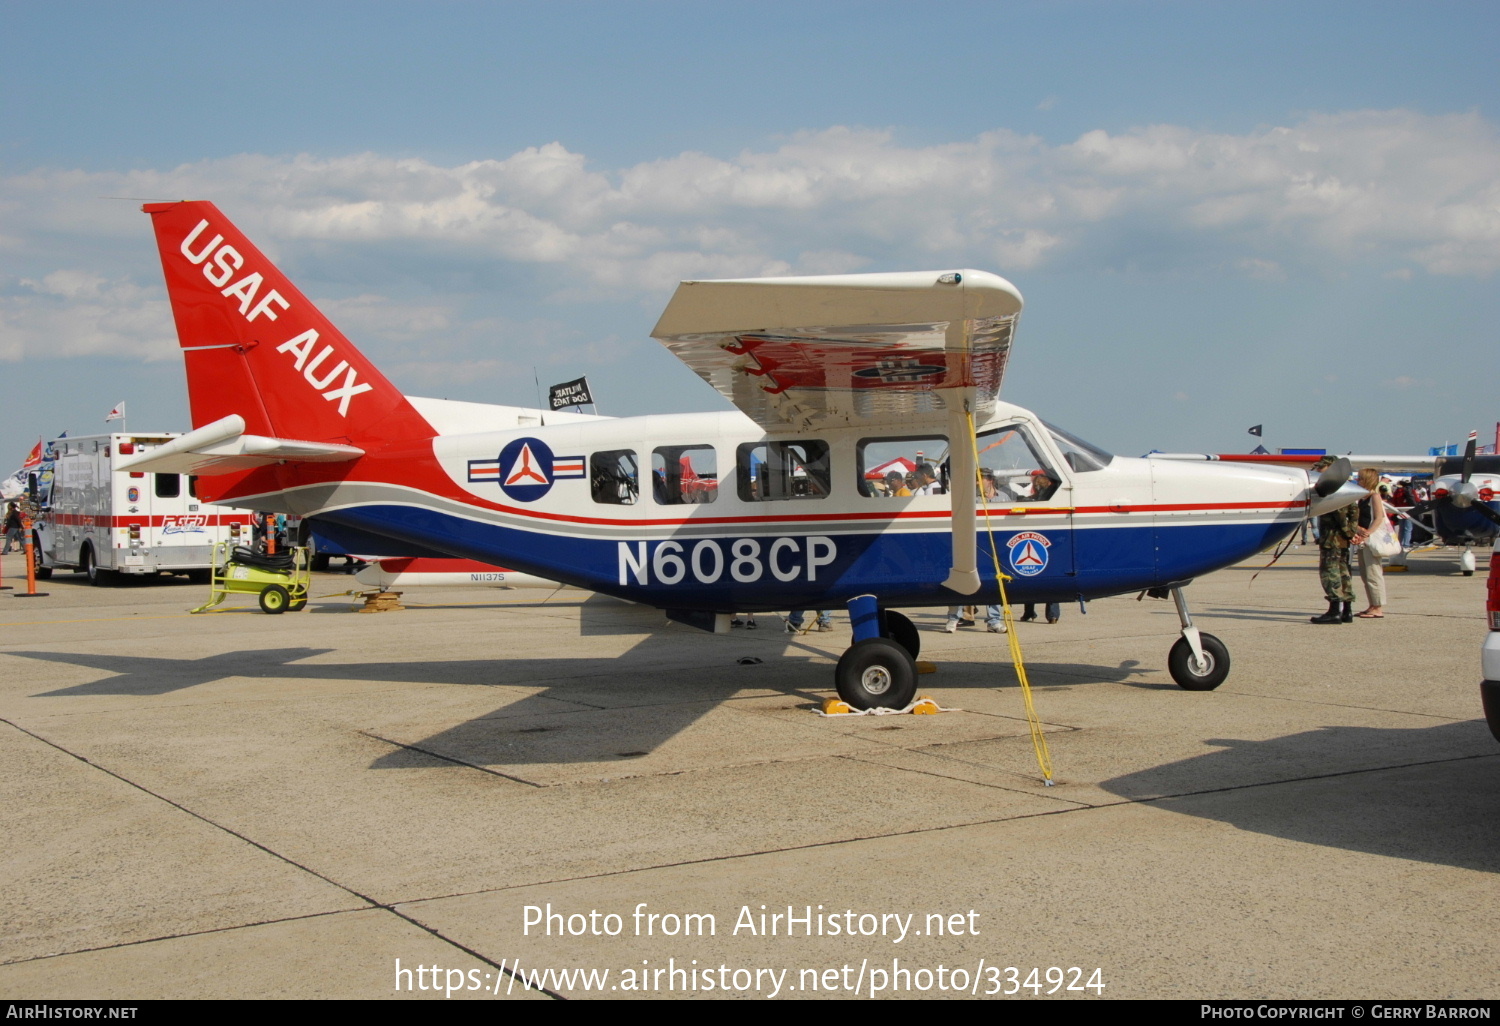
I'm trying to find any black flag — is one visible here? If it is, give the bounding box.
[1247,424,1263,437]
[548,376,593,411]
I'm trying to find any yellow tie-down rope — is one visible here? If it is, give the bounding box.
[967,408,1055,785]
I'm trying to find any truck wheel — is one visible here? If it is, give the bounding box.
[259,584,290,614]
[82,546,112,587]
[32,539,52,579]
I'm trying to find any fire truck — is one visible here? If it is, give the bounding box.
[30,432,256,584]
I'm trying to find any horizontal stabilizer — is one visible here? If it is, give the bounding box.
[116,414,364,476]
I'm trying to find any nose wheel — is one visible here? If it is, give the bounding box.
[1166,586,1230,690]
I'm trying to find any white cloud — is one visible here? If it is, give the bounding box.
[1,108,1497,368]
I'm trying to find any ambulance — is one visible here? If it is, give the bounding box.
[31,432,256,584]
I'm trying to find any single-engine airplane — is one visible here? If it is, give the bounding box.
[1406,432,1500,575]
[121,201,1362,709]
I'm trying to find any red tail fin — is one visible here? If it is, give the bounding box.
[144,201,431,447]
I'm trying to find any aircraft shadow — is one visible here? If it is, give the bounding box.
[9,628,1155,767]
[1099,721,1500,872]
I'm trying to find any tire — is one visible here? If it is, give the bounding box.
[835,636,918,710]
[288,597,308,612]
[259,584,290,614]
[879,609,921,660]
[82,545,112,587]
[310,554,331,573]
[187,569,212,584]
[1168,632,1231,691]
[1463,570,1475,577]
[32,539,52,579]
[1482,680,1500,744]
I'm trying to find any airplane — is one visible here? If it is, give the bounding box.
[119,200,1364,710]
[1402,432,1500,575]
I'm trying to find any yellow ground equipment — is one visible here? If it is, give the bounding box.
[192,542,311,614]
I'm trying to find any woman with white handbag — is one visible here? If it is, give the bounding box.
[1353,468,1400,619]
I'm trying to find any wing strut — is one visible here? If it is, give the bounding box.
[941,313,979,595]
[942,395,979,594]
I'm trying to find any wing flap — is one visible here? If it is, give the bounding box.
[115,414,365,476]
[651,270,1023,430]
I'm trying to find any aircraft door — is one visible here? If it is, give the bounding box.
[974,421,1077,590]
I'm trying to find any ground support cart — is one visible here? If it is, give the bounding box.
[192,542,311,614]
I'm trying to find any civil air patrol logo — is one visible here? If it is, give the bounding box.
[468,437,585,503]
[1006,531,1051,577]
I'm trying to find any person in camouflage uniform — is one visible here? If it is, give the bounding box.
[1310,457,1358,624]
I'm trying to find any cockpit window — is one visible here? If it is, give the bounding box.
[976,423,1059,501]
[1044,421,1113,472]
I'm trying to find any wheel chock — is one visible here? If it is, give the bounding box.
[915,660,937,675]
[357,589,405,612]
[818,695,954,717]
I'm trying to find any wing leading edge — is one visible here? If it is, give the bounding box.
[651,270,1024,430]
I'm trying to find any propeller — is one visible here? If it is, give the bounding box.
[1406,430,1500,528]
[1314,457,1353,498]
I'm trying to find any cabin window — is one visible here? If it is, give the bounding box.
[651,445,718,505]
[1044,421,1113,472]
[856,436,948,497]
[590,449,639,505]
[976,422,1061,502]
[737,441,831,501]
[154,473,181,499]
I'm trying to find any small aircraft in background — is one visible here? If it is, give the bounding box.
[1403,432,1500,575]
[120,201,1362,709]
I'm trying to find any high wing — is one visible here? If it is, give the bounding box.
[651,270,1023,430]
[115,414,364,476]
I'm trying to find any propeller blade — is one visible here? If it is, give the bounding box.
[1461,430,1478,484]
[1474,502,1500,528]
[1314,457,1353,498]
[1404,500,1435,521]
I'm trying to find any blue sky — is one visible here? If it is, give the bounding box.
[3,0,1497,461]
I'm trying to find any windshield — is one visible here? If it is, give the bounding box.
[1044,421,1114,472]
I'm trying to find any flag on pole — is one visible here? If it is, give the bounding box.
[105,402,126,422]
[21,439,43,469]
[1247,424,1262,437]
[548,377,593,411]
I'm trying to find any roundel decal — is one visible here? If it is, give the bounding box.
[465,437,587,503]
[1006,531,1051,577]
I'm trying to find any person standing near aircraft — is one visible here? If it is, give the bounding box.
[1352,468,1389,619]
[786,610,833,633]
[884,470,910,497]
[1019,602,1061,624]
[1311,458,1359,624]
[2,501,22,554]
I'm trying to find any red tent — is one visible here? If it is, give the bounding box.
[864,456,916,480]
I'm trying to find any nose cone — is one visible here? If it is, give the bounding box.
[1308,480,1369,518]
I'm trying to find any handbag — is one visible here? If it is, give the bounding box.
[1365,516,1401,558]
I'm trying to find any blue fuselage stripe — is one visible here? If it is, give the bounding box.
[316,505,1299,611]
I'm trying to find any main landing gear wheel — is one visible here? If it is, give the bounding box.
[835,636,918,710]
[879,609,921,660]
[1168,633,1230,691]
[259,584,290,614]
